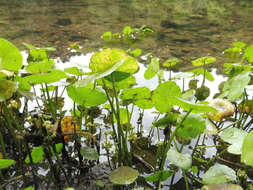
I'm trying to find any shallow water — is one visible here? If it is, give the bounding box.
[2,0,253,71]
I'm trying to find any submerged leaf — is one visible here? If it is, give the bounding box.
[109,166,139,185]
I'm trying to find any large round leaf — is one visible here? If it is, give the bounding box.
[0,38,22,71]
[67,85,107,107]
[109,166,139,185]
[176,113,206,140]
[167,149,192,170]
[152,81,181,113]
[89,49,138,74]
[241,130,253,166]
[202,164,236,184]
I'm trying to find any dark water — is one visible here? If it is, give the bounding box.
[1,0,253,71]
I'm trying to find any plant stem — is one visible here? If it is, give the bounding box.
[183,170,189,190]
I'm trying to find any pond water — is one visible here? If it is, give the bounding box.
[1,0,253,72]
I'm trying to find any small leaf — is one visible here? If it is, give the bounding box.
[244,44,253,62]
[130,48,142,57]
[233,41,246,49]
[102,31,112,41]
[167,149,192,170]
[241,130,253,166]
[123,26,132,36]
[145,170,174,182]
[144,57,160,80]
[24,187,34,190]
[163,58,179,68]
[109,166,139,185]
[202,164,236,184]
[25,146,44,164]
[0,80,17,101]
[192,56,216,66]
[80,147,99,160]
[189,68,214,81]
[0,159,15,169]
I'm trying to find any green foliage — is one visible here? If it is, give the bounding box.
[0,159,15,169]
[80,147,99,161]
[109,166,139,185]
[0,38,23,71]
[189,68,214,81]
[241,130,253,166]
[26,59,55,73]
[162,58,179,68]
[64,67,84,76]
[202,164,236,184]
[0,80,17,101]
[120,87,151,101]
[192,56,216,66]
[145,170,174,182]
[66,85,107,107]
[244,44,253,62]
[176,113,206,140]
[24,187,34,190]
[144,57,160,80]
[167,149,192,170]
[152,81,181,113]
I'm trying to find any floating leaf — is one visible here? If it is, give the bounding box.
[80,147,99,160]
[221,72,250,101]
[201,184,243,190]
[109,166,139,185]
[89,49,138,74]
[192,56,216,66]
[202,164,236,184]
[144,57,160,80]
[0,80,17,101]
[152,81,181,113]
[167,149,192,170]
[120,87,151,101]
[145,170,174,182]
[67,85,107,107]
[241,130,253,166]
[176,113,206,140]
[23,70,67,84]
[0,159,15,169]
[221,128,247,155]
[0,38,22,71]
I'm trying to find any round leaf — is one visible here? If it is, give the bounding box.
[0,38,22,71]
[202,164,236,184]
[241,130,253,166]
[201,184,243,190]
[0,159,15,169]
[167,149,192,170]
[109,166,139,185]
[120,87,151,101]
[144,57,160,80]
[80,147,99,161]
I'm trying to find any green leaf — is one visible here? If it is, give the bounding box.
[123,26,132,36]
[26,59,55,73]
[220,72,250,101]
[145,170,174,182]
[97,75,136,90]
[162,58,179,68]
[102,31,112,41]
[135,99,154,109]
[104,71,130,82]
[201,184,243,190]
[167,149,192,170]
[75,58,125,87]
[24,187,34,190]
[221,128,248,155]
[64,67,84,76]
[233,41,246,49]
[120,87,151,101]
[50,143,63,156]
[80,147,99,160]
[67,85,107,107]
[89,49,138,74]
[130,48,142,57]
[0,80,17,101]
[153,112,179,128]
[95,180,105,187]
[0,159,15,169]
[25,146,44,164]
[241,130,253,166]
[172,97,216,113]
[189,68,214,81]
[192,56,216,66]
[113,108,129,125]
[144,57,160,80]
[109,166,139,185]
[0,38,22,71]
[202,164,236,184]
[176,113,206,140]
[152,81,181,113]
[23,70,67,84]
[244,44,253,62]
